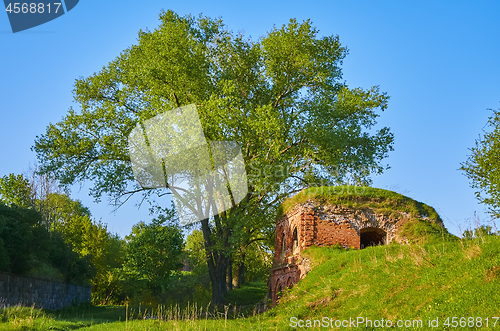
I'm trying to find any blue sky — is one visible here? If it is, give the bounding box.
[1,1,499,238]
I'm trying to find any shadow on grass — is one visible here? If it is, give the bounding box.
[45,304,126,323]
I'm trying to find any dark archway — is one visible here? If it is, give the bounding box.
[280,232,286,260]
[286,276,294,288]
[360,227,386,248]
[276,280,284,302]
[292,228,298,254]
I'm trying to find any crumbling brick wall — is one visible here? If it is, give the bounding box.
[268,200,412,305]
[267,257,312,305]
[273,203,363,267]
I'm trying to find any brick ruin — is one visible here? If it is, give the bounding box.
[267,200,423,305]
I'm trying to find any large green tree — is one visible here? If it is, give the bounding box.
[461,107,500,217]
[33,11,393,304]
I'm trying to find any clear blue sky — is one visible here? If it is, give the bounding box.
[1,1,499,238]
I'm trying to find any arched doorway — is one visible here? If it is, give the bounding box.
[360,227,386,248]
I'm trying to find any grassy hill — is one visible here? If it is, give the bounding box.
[264,235,500,330]
[2,234,499,330]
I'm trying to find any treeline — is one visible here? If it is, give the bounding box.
[0,203,94,284]
[0,172,272,306]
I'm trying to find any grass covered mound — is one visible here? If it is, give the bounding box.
[265,236,500,330]
[280,186,456,244]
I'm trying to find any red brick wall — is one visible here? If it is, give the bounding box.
[273,205,360,266]
[268,201,413,305]
[267,264,300,304]
[268,204,362,305]
[314,219,360,249]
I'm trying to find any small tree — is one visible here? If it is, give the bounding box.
[124,214,184,296]
[461,107,500,217]
[0,174,33,209]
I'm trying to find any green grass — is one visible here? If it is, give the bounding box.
[224,281,268,307]
[0,305,125,330]
[2,236,500,330]
[267,235,500,330]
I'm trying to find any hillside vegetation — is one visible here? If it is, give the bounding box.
[2,234,499,330]
[282,186,441,221]
[266,235,500,330]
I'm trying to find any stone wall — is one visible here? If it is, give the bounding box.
[0,272,91,310]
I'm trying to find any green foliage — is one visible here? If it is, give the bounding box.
[461,107,500,217]
[185,230,208,278]
[44,193,91,233]
[233,241,273,283]
[463,225,497,239]
[0,203,94,284]
[0,203,46,273]
[48,231,95,284]
[0,174,32,208]
[0,172,124,294]
[59,212,125,305]
[124,216,184,295]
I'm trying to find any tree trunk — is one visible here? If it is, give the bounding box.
[200,217,228,306]
[226,254,233,291]
[213,254,228,305]
[237,257,245,287]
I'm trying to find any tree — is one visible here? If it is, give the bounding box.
[33,10,394,304]
[0,169,72,231]
[185,229,209,277]
[63,214,125,304]
[0,203,46,274]
[0,174,33,209]
[461,107,500,217]
[124,215,184,295]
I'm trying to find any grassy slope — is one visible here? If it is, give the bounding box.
[281,186,442,221]
[265,236,500,330]
[2,236,499,330]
